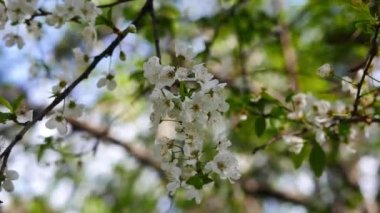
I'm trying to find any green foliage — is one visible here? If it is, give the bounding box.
[186,173,213,190]
[309,142,326,177]
[291,143,311,169]
[0,96,13,111]
[254,117,266,137]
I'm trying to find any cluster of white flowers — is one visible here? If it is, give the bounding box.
[317,63,333,78]
[283,64,379,153]
[0,0,101,50]
[285,92,351,152]
[143,45,240,203]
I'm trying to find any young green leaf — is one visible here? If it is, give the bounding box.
[255,117,266,137]
[291,143,310,169]
[0,96,13,111]
[11,95,24,112]
[309,143,326,177]
[186,174,213,190]
[0,112,15,123]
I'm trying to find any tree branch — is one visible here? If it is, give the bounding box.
[147,0,161,61]
[352,23,380,115]
[0,1,151,175]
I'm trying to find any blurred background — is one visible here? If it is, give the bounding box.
[0,0,379,212]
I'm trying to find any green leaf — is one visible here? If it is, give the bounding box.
[291,143,310,169]
[11,95,24,112]
[255,117,266,137]
[106,7,113,21]
[338,121,350,137]
[95,15,113,27]
[179,81,187,101]
[0,96,13,111]
[0,112,14,123]
[309,143,326,177]
[186,174,213,190]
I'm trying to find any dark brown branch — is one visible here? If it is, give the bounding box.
[147,0,161,61]
[352,23,380,115]
[0,1,151,175]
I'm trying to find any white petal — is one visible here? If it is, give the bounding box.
[5,170,19,180]
[96,78,106,88]
[3,180,14,192]
[57,122,68,135]
[45,118,57,129]
[107,80,117,91]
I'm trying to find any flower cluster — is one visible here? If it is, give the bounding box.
[282,64,379,153]
[0,0,101,50]
[143,46,240,203]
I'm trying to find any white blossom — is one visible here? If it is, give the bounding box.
[185,186,201,204]
[6,0,35,23]
[181,94,208,123]
[64,100,84,118]
[205,151,240,181]
[82,25,97,50]
[45,114,68,135]
[341,76,357,96]
[143,56,162,85]
[97,72,117,91]
[317,63,333,77]
[175,42,196,61]
[1,169,19,192]
[315,128,326,144]
[283,135,304,154]
[27,20,43,38]
[161,163,182,195]
[78,0,101,24]
[292,93,308,110]
[17,110,33,123]
[3,33,24,49]
[157,66,176,88]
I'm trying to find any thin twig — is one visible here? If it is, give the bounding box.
[367,74,380,84]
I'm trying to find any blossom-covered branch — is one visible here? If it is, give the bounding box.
[0,0,151,177]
